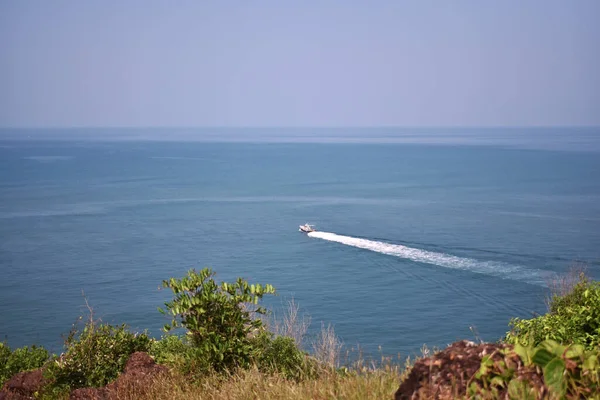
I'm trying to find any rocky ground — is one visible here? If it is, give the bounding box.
[394,340,548,399]
[0,352,167,400]
[1,341,553,400]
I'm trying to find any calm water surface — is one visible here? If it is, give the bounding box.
[1,128,599,359]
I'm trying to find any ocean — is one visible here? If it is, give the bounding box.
[1,127,599,360]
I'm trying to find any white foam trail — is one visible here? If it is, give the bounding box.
[308,231,548,286]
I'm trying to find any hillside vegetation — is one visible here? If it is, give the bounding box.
[1,266,599,399]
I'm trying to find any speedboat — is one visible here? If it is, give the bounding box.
[299,223,316,233]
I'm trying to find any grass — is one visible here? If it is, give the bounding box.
[102,361,408,400]
[42,295,412,399]
[106,296,412,400]
[128,298,413,400]
[268,297,311,347]
[4,266,598,399]
[544,262,589,312]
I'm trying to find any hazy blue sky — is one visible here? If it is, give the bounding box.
[1,1,598,127]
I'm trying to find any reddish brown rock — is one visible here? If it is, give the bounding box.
[0,368,46,400]
[121,351,166,378]
[69,352,168,400]
[0,392,30,400]
[0,368,45,400]
[69,387,109,400]
[1,352,167,400]
[394,340,547,400]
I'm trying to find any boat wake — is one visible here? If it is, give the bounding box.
[307,231,551,286]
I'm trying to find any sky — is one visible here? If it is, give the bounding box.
[0,1,599,128]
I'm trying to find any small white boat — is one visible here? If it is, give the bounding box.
[299,223,316,233]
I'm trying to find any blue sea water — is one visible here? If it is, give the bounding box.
[1,127,599,360]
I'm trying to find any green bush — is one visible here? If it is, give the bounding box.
[251,332,318,381]
[470,340,599,399]
[159,267,276,373]
[149,334,211,378]
[504,273,600,349]
[522,340,599,398]
[548,272,597,314]
[0,342,10,384]
[44,322,151,389]
[0,342,49,386]
[149,334,191,365]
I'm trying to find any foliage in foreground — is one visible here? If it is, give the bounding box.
[159,267,276,373]
[43,322,151,390]
[251,331,320,381]
[470,339,599,400]
[82,361,406,400]
[148,333,220,380]
[153,267,316,381]
[0,341,49,386]
[504,271,600,349]
[2,268,315,395]
[149,331,318,383]
[133,340,600,400]
[3,267,598,399]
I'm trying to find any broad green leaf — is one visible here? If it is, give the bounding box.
[582,354,598,371]
[538,340,565,358]
[514,343,533,365]
[565,344,584,359]
[490,376,506,387]
[543,358,566,397]
[507,379,534,400]
[532,348,554,367]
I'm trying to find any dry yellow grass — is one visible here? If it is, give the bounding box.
[105,297,413,400]
[111,364,406,400]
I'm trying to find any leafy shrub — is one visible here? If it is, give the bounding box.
[470,340,599,399]
[523,340,599,398]
[548,272,596,314]
[44,322,151,389]
[159,267,276,373]
[0,342,10,384]
[504,272,600,349]
[149,334,191,365]
[0,342,49,386]
[149,334,211,378]
[251,331,318,381]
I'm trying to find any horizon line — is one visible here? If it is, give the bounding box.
[1,125,599,130]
